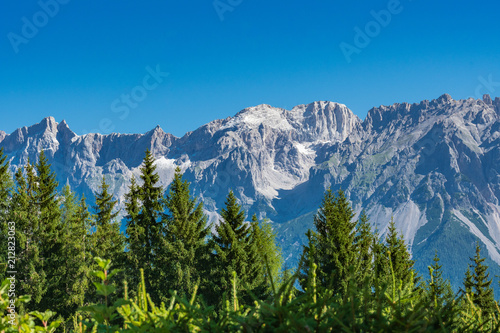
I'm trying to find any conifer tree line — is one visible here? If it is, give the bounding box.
[0,149,282,322]
[1,147,499,330]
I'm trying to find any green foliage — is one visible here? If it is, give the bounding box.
[157,167,211,300]
[124,149,164,297]
[91,176,125,265]
[57,186,91,318]
[80,257,127,331]
[63,257,500,332]
[4,150,500,331]
[354,210,375,288]
[425,252,455,312]
[211,191,265,307]
[10,162,46,308]
[250,214,283,293]
[384,216,417,286]
[300,188,357,296]
[34,151,65,314]
[0,278,62,332]
[466,243,496,317]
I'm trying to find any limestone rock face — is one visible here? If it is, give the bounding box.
[2,95,500,289]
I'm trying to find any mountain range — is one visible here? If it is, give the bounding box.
[2,93,500,291]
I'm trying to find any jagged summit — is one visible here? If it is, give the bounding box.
[483,94,493,105]
[57,119,77,139]
[436,93,453,103]
[30,116,59,135]
[147,124,168,136]
[231,104,292,130]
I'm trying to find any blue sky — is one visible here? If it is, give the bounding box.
[1,0,499,137]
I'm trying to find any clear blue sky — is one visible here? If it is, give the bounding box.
[1,0,499,137]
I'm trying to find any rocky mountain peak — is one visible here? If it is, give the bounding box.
[287,101,360,142]
[492,97,500,115]
[0,131,6,144]
[436,93,453,104]
[233,104,291,130]
[36,116,58,134]
[57,119,77,142]
[483,94,493,105]
[146,124,167,137]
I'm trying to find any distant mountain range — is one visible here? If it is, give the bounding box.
[3,93,500,291]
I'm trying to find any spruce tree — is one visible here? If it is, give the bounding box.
[125,150,163,296]
[86,177,125,306]
[300,189,357,296]
[250,214,283,294]
[299,229,320,292]
[461,265,474,297]
[58,185,91,317]
[354,210,374,288]
[211,191,261,306]
[92,176,125,263]
[35,151,64,313]
[425,251,454,310]
[157,167,211,300]
[384,217,415,286]
[76,195,92,268]
[124,175,141,286]
[11,163,46,308]
[469,243,495,316]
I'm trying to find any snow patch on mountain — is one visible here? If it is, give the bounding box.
[294,143,314,155]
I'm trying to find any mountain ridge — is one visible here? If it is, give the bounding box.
[3,94,500,292]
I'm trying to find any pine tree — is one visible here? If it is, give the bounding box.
[384,217,415,286]
[372,230,388,297]
[426,251,454,310]
[92,176,125,263]
[211,191,261,306]
[300,189,357,296]
[469,243,495,316]
[299,229,320,293]
[124,175,141,287]
[86,177,125,306]
[354,210,374,288]
[12,153,66,314]
[156,167,211,299]
[461,265,474,298]
[11,163,46,308]
[76,195,92,268]
[250,214,283,294]
[58,185,91,317]
[125,150,164,296]
[34,151,64,313]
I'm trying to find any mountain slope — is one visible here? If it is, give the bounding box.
[2,95,500,292]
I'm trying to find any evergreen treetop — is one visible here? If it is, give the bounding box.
[469,243,495,316]
[384,217,416,286]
